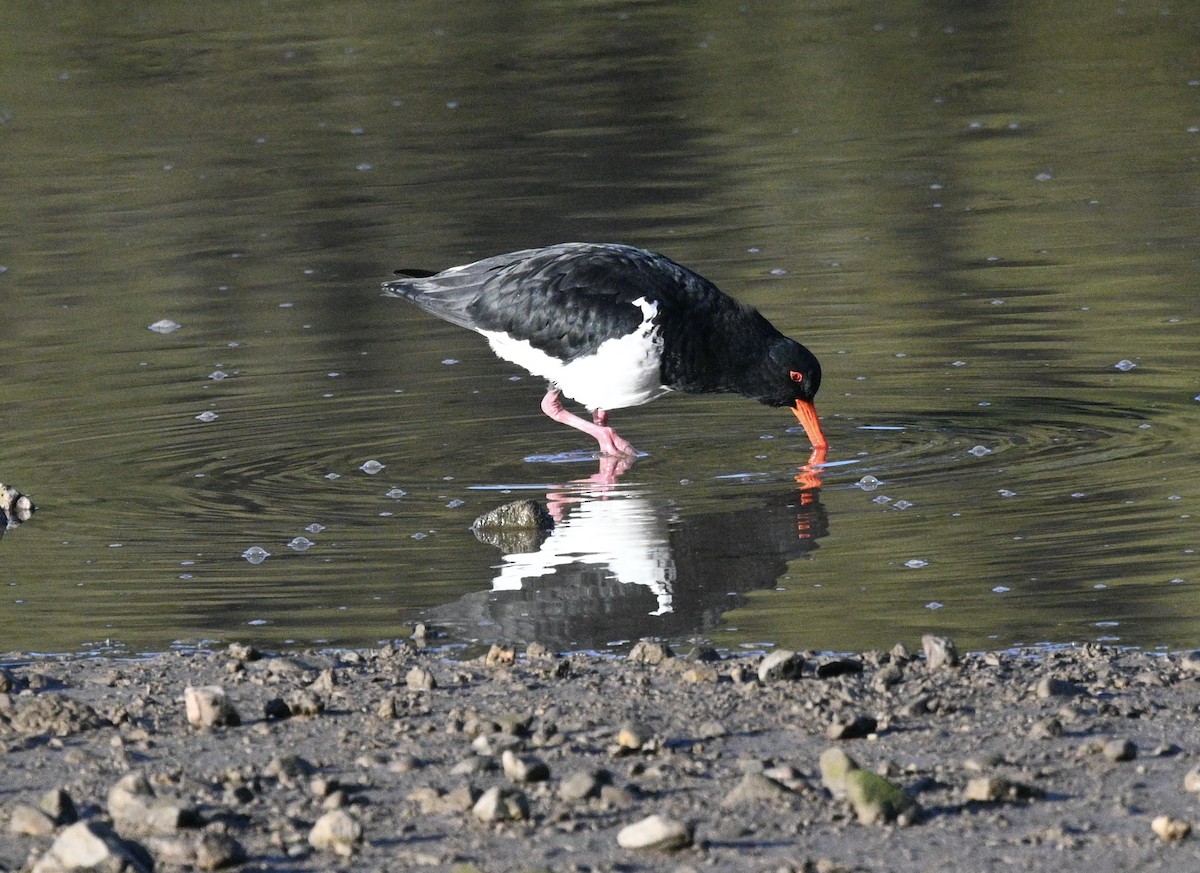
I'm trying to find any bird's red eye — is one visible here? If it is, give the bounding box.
[789,370,804,383]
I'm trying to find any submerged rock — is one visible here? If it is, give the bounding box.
[0,481,35,528]
[472,499,554,552]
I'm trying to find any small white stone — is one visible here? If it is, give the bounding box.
[616,814,692,850]
[308,809,362,856]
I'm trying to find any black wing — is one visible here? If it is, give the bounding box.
[384,243,734,363]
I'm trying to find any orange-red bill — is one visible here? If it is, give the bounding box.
[792,399,828,451]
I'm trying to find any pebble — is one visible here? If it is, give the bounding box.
[681,664,720,683]
[406,666,437,691]
[284,688,324,716]
[149,831,246,870]
[1183,765,1200,793]
[628,640,673,664]
[963,776,1044,802]
[471,785,529,822]
[502,749,550,782]
[107,771,201,836]
[1152,814,1191,842]
[922,635,959,670]
[1036,677,1082,699]
[31,821,150,873]
[1179,650,1200,673]
[827,714,877,741]
[308,809,363,856]
[39,788,78,825]
[484,643,516,667]
[721,772,795,807]
[616,814,693,850]
[757,649,805,682]
[8,803,57,836]
[616,722,656,751]
[816,658,864,679]
[1103,738,1137,761]
[1030,717,1064,739]
[184,685,240,728]
[559,769,610,801]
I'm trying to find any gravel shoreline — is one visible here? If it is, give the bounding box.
[4,638,1200,872]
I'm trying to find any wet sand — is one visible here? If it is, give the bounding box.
[4,638,1200,872]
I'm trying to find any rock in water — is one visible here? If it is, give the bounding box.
[616,814,693,850]
[472,499,554,552]
[472,499,554,530]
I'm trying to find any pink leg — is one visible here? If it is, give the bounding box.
[540,389,637,457]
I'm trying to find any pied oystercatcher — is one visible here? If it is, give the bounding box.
[383,243,827,458]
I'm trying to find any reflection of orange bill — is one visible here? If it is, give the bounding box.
[792,399,827,450]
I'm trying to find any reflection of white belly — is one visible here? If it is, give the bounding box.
[480,297,669,411]
[491,496,676,616]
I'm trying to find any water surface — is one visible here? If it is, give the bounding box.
[2,2,1198,655]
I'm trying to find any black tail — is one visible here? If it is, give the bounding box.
[392,268,438,278]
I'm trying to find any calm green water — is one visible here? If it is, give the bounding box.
[2,2,1198,655]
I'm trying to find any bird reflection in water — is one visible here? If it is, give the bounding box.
[429,453,828,649]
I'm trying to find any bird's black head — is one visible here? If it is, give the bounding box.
[766,338,827,450]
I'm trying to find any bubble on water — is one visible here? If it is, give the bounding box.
[905,559,929,568]
[925,601,944,609]
[951,360,967,367]
[893,500,914,510]
[1034,172,1053,182]
[997,489,1017,497]
[247,619,268,626]
[857,475,882,491]
[968,445,992,457]
[208,370,229,380]
[287,536,314,552]
[1113,359,1136,371]
[769,268,788,276]
[325,473,341,481]
[992,586,1011,593]
[446,499,465,509]
[355,162,373,171]
[195,411,219,422]
[305,523,325,534]
[360,460,385,474]
[441,359,459,366]
[411,532,428,540]
[386,488,407,499]
[242,546,270,564]
[148,319,181,334]
[872,496,892,505]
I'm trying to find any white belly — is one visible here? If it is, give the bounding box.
[480,297,669,411]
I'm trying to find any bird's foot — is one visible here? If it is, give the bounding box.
[595,427,638,459]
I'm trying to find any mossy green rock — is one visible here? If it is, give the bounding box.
[844,769,917,825]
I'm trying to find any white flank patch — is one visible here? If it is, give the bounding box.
[480,297,669,411]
